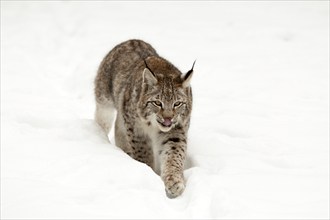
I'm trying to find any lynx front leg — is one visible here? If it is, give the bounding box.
[115,115,154,169]
[128,137,154,169]
[160,137,187,198]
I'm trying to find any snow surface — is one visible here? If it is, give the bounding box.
[1,1,329,219]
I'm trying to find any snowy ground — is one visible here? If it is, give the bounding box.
[1,1,329,219]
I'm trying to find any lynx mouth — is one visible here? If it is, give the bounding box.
[157,122,172,133]
[157,120,172,128]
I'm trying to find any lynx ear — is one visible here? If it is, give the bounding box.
[182,60,196,88]
[143,68,157,85]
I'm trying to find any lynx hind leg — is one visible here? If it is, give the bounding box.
[114,115,130,153]
[95,99,115,135]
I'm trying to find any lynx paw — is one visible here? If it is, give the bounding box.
[163,174,185,198]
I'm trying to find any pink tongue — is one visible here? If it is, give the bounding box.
[163,118,172,127]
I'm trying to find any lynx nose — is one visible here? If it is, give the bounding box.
[163,118,172,127]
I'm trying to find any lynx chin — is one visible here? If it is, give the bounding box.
[94,39,194,198]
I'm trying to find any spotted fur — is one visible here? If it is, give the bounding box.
[94,39,193,198]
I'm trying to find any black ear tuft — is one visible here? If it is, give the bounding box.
[143,60,158,85]
[182,60,196,88]
[144,60,156,77]
[184,60,196,80]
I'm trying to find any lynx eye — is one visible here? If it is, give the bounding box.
[152,101,162,107]
[174,101,183,108]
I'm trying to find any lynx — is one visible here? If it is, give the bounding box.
[94,39,194,198]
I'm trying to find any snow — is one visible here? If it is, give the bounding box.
[1,1,329,219]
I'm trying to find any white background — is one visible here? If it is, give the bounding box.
[1,1,329,219]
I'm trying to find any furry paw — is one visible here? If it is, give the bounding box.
[163,174,185,198]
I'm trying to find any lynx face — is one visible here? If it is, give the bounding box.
[146,87,190,132]
[139,66,193,133]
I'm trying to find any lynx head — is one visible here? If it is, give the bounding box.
[139,58,194,132]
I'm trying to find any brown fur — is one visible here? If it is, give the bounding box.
[94,39,193,198]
